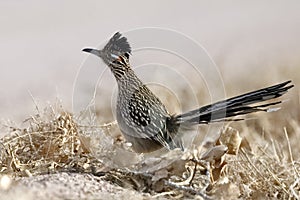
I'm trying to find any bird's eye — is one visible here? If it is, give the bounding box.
[111,54,119,59]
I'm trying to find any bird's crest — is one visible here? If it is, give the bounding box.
[101,32,131,64]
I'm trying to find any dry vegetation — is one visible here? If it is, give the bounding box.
[0,90,299,200]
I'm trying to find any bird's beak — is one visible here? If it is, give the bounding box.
[82,48,101,57]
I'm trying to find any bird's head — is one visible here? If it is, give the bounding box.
[82,32,132,80]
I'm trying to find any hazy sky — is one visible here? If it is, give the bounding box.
[0,1,299,120]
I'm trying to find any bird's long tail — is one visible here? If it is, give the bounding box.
[174,80,294,125]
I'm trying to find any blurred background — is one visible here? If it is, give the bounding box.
[0,0,299,129]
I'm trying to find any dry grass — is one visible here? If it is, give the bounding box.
[0,106,97,177]
[0,97,299,199]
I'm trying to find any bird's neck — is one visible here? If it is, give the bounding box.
[114,68,144,91]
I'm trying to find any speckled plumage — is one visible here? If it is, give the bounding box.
[83,32,294,153]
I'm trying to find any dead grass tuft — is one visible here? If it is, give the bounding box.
[0,106,99,177]
[220,129,300,199]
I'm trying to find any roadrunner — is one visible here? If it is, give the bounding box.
[83,32,294,153]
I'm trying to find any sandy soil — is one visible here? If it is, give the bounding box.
[1,173,151,200]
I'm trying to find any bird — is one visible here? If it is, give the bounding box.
[82,32,294,153]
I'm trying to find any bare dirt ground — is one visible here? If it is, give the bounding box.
[1,173,149,200]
